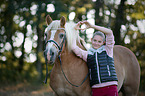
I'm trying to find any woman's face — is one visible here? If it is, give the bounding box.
[91,35,104,49]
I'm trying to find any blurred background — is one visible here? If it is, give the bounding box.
[0,0,145,95]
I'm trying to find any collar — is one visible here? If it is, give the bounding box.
[88,45,106,55]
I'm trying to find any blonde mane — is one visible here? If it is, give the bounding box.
[45,20,80,52]
[65,21,80,51]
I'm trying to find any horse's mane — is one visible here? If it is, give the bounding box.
[65,21,80,51]
[45,20,86,52]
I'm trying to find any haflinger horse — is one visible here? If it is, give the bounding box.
[44,15,140,96]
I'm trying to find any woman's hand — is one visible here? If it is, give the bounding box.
[82,21,92,29]
[74,21,93,30]
[83,21,113,35]
[74,21,83,30]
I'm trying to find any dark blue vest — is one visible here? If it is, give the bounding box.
[87,51,118,87]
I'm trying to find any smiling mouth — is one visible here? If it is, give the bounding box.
[94,45,99,47]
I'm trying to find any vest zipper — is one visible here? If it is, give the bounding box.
[96,53,101,84]
[89,69,92,80]
[107,65,111,76]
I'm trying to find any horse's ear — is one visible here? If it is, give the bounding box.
[46,15,52,25]
[60,16,66,27]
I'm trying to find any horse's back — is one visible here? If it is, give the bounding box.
[114,45,140,96]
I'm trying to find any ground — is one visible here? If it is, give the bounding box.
[0,81,144,96]
[0,81,54,96]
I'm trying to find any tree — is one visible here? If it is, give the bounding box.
[113,0,127,45]
[94,0,104,25]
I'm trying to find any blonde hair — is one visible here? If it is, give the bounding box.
[65,21,80,51]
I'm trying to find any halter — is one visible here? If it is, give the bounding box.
[43,28,66,84]
[43,27,88,87]
[45,28,66,53]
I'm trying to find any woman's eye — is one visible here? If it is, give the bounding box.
[98,41,102,43]
[93,40,97,42]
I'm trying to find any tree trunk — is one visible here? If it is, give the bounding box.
[36,26,43,81]
[35,2,43,81]
[113,0,126,45]
[18,28,26,73]
[94,0,104,25]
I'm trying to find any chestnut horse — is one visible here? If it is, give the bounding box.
[44,15,140,96]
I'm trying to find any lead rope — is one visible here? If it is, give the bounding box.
[58,56,89,87]
[43,53,49,84]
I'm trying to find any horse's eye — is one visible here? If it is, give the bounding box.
[59,33,64,39]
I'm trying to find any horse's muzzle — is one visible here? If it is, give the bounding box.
[44,47,56,65]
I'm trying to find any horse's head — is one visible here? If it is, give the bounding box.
[44,15,66,64]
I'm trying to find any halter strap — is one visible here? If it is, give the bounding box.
[46,40,61,50]
[45,28,66,52]
[43,28,66,84]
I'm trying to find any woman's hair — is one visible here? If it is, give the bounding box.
[92,31,105,41]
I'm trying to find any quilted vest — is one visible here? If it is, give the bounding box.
[87,51,118,87]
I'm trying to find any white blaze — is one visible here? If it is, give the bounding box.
[46,30,57,53]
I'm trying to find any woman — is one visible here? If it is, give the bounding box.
[72,21,118,96]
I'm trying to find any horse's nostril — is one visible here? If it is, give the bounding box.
[51,52,54,56]
[50,49,54,56]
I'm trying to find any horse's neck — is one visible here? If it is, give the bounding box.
[54,51,73,69]
[54,39,87,67]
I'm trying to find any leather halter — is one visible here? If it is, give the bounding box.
[43,28,66,84]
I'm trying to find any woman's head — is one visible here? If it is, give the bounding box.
[91,31,105,49]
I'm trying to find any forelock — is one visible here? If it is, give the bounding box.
[45,21,60,34]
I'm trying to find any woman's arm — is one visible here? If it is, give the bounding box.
[72,42,88,62]
[72,22,88,62]
[83,21,113,35]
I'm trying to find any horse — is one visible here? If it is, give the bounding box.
[44,15,140,96]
